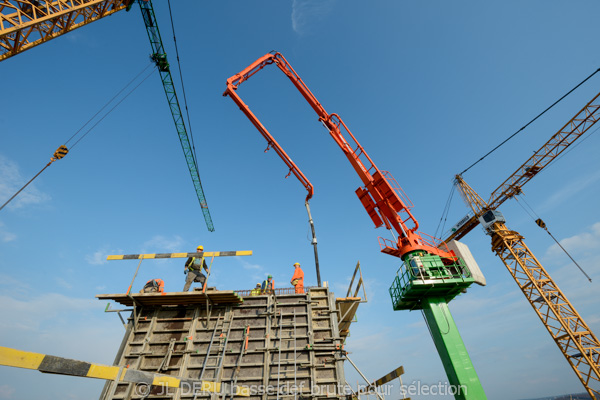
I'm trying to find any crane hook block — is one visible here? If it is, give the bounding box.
[52,145,68,161]
[150,53,170,72]
[535,218,546,229]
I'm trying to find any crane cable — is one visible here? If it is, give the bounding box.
[69,66,155,149]
[165,0,200,171]
[64,62,154,149]
[434,183,456,239]
[460,67,600,176]
[0,63,155,212]
[513,195,592,282]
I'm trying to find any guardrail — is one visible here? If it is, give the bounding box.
[235,286,318,297]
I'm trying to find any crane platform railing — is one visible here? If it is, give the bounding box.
[389,255,474,311]
[234,287,318,297]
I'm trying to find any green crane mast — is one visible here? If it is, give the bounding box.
[135,0,214,231]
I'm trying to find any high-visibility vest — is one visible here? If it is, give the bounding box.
[262,279,274,291]
[144,279,164,292]
[186,257,206,272]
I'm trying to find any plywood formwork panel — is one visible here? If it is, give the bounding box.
[98,287,349,400]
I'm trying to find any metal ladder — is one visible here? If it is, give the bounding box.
[225,325,250,400]
[276,310,298,400]
[195,307,234,399]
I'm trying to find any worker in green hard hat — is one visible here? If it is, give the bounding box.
[261,274,274,295]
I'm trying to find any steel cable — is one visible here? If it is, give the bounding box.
[460,67,600,176]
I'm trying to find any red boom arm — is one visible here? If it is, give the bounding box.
[224,52,452,259]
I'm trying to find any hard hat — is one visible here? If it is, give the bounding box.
[267,274,272,279]
[293,262,300,266]
[256,283,261,287]
[197,245,204,251]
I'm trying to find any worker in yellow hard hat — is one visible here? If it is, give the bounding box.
[250,283,262,296]
[290,262,304,294]
[183,245,209,292]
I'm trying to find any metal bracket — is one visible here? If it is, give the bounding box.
[104,303,133,329]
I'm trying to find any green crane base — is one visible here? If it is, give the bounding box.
[422,297,487,400]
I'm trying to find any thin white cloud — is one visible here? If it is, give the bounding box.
[236,256,263,271]
[544,221,600,259]
[0,292,99,332]
[0,274,31,296]
[141,235,186,253]
[234,257,265,286]
[291,0,335,35]
[537,169,600,214]
[85,249,109,265]
[0,385,15,399]
[55,278,73,290]
[0,221,16,242]
[0,155,51,210]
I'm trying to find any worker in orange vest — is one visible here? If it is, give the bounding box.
[290,262,304,294]
[140,278,165,293]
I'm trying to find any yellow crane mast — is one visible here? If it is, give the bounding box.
[447,90,600,398]
[0,0,130,61]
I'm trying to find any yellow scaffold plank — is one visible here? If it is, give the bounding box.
[0,346,248,395]
[0,346,45,370]
[107,250,252,261]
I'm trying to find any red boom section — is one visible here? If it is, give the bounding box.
[224,52,452,259]
[223,53,313,201]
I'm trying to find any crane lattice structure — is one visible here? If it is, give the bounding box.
[0,0,128,60]
[0,0,214,231]
[447,90,600,398]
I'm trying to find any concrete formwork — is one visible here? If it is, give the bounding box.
[99,287,351,400]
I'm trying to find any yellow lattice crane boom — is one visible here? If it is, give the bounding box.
[445,90,600,243]
[447,90,600,398]
[0,0,130,61]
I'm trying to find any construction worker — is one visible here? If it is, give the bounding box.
[183,245,209,292]
[140,278,164,293]
[261,275,274,294]
[290,262,304,294]
[250,283,262,296]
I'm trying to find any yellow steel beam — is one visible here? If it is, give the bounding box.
[107,250,253,261]
[0,0,129,61]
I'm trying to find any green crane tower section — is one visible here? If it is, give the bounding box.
[136,0,214,232]
[389,250,487,399]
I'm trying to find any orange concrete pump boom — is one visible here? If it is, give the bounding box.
[224,52,452,260]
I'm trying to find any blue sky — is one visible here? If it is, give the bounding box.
[1,1,600,399]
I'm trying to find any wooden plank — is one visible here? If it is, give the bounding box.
[96,291,243,307]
